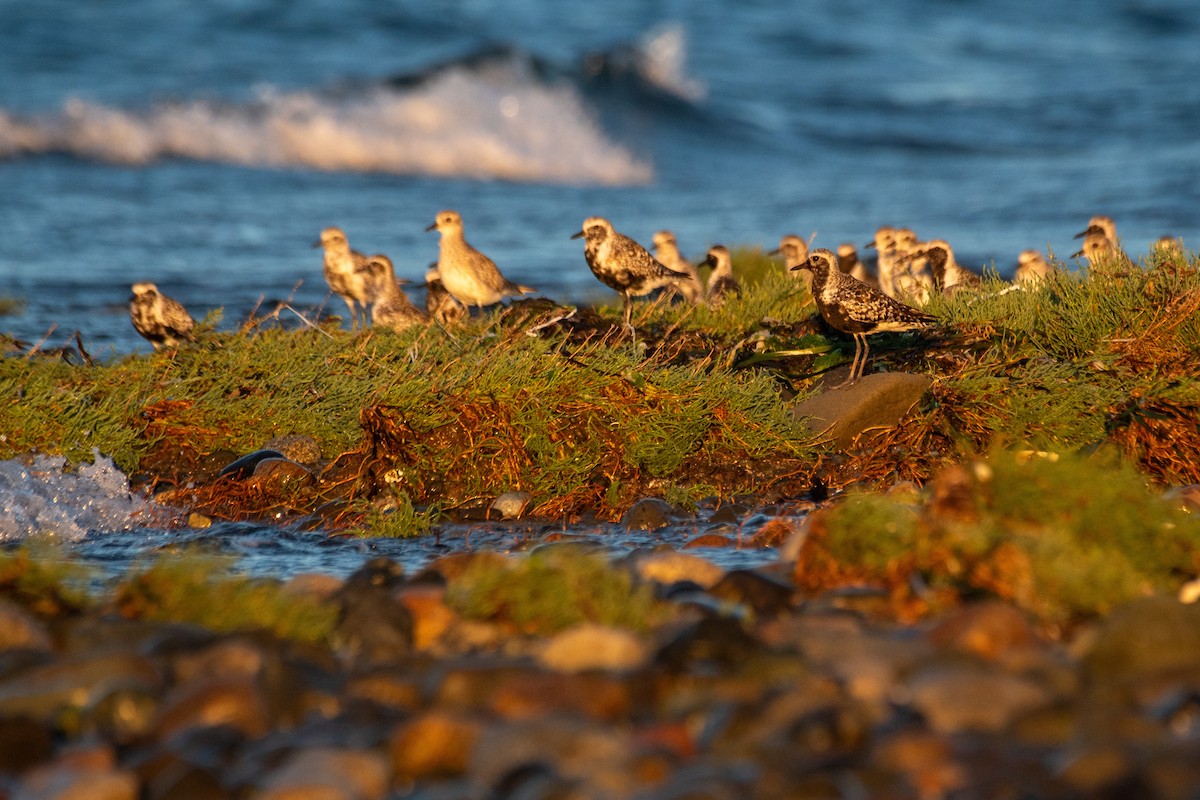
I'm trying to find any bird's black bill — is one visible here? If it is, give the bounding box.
[570,230,584,239]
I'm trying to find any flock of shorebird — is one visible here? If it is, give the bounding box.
[128,212,1177,385]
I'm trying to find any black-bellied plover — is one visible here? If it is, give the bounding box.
[909,239,982,295]
[129,282,195,350]
[426,210,536,310]
[571,216,689,329]
[864,226,900,298]
[315,226,375,330]
[1015,249,1053,285]
[791,248,935,387]
[769,234,810,272]
[652,230,703,304]
[424,267,466,326]
[702,245,742,308]
[892,227,933,302]
[356,255,427,332]
[836,242,875,286]
[1071,215,1124,268]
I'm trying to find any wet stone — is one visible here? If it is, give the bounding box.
[389,710,482,780]
[621,497,676,531]
[245,457,314,492]
[489,491,533,520]
[904,662,1054,734]
[261,434,323,466]
[537,624,649,673]
[707,568,797,619]
[0,598,53,651]
[627,550,724,589]
[254,747,390,800]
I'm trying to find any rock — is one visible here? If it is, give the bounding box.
[0,652,160,725]
[345,672,422,713]
[217,449,286,480]
[434,665,637,722]
[0,714,54,774]
[187,512,212,529]
[654,617,764,673]
[470,719,638,799]
[790,371,933,448]
[389,711,482,780]
[927,601,1042,660]
[245,457,315,492]
[261,434,323,466]
[707,569,796,619]
[905,663,1053,734]
[489,491,533,519]
[621,498,675,531]
[14,745,137,800]
[1084,596,1200,683]
[0,598,53,651]
[628,550,724,589]
[537,624,649,673]
[152,677,272,741]
[395,584,456,651]
[334,558,413,666]
[254,747,390,800]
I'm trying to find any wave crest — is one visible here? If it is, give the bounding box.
[0,60,654,186]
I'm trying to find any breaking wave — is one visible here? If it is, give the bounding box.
[0,450,179,542]
[0,26,717,186]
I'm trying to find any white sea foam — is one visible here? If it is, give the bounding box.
[0,449,178,542]
[0,64,652,185]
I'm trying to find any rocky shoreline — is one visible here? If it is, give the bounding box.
[5,538,1200,800]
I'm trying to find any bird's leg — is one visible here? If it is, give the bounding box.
[343,297,359,331]
[621,293,637,339]
[855,334,870,383]
[833,334,864,390]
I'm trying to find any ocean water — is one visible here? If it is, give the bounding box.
[2,1,1199,570]
[2,0,1198,356]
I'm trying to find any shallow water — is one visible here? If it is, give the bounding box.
[0,453,783,580]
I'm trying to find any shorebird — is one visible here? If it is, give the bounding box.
[356,255,427,332]
[129,282,195,350]
[1014,249,1053,285]
[770,234,810,272]
[909,239,982,295]
[424,267,466,326]
[1071,215,1124,268]
[791,248,935,387]
[571,216,689,329]
[315,226,375,330]
[836,242,873,286]
[426,210,536,309]
[702,245,742,308]
[652,230,703,304]
[892,227,934,302]
[864,226,900,299]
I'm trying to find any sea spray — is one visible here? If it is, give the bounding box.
[0,448,179,542]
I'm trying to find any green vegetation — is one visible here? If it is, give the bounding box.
[801,450,1200,624]
[114,552,337,644]
[445,548,667,634]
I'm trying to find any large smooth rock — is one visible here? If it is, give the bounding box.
[790,371,933,448]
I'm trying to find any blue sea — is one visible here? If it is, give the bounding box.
[2,0,1199,573]
[2,0,1198,355]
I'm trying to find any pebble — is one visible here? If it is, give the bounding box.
[536,624,649,673]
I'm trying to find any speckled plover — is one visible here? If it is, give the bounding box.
[1071,215,1124,268]
[836,242,874,286]
[315,226,376,330]
[702,245,742,308]
[424,268,466,326]
[652,230,703,304]
[426,210,536,310]
[356,255,427,332]
[910,239,982,295]
[1015,249,1053,285]
[572,217,689,329]
[769,234,810,272]
[864,226,899,299]
[791,248,935,387]
[129,282,195,350]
